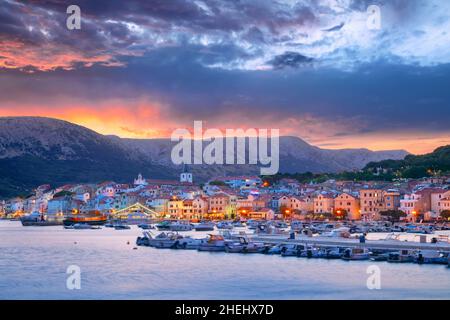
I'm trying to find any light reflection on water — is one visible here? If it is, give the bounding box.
[0,221,449,300]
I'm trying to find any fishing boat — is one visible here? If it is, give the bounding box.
[387,250,416,263]
[341,248,370,261]
[415,250,449,265]
[225,236,266,253]
[20,212,62,226]
[197,234,226,251]
[63,210,107,226]
[194,222,215,231]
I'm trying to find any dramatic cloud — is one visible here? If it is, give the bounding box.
[0,0,450,154]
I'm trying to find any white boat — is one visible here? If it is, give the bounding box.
[415,250,448,265]
[144,231,183,248]
[197,234,226,251]
[266,243,284,255]
[281,244,307,257]
[322,247,343,259]
[175,236,203,249]
[114,224,131,230]
[341,248,370,260]
[169,221,193,231]
[225,236,265,253]
[387,250,416,263]
[217,221,234,230]
[323,227,351,238]
[232,221,245,228]
[73,223,95,230]
[299,246,324,258]
[290,221,303,232]
[194,222,215,231]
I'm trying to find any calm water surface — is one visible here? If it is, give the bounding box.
[0,220,449,299]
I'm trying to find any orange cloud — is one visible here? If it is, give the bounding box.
[0,39,123,71]
[0,101,448,154]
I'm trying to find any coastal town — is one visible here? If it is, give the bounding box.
[2,168,450,224]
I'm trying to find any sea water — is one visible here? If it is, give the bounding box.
[0,220,448,300]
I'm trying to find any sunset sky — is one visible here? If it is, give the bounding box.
[1,0,450,154]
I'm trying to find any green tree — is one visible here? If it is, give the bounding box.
[380,210,407,222]
[334,209,348,220]
[440,210,450,221]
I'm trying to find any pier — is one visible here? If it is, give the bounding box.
[251,234,450,252]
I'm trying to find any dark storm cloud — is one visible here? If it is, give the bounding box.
[0,0,450,147]
[268,52,313,69]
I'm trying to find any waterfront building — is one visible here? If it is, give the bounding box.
[334,193,361,220]
[359,188,384,221]
[314,193,335,214]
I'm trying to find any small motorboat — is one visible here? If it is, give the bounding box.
[225,236,265,253]
[197,234,226,252]
[322,247,343,259]
[174,236,203,250]
[138,223,153,230]
[194,222,215,231]
[299,246,324,258]
[415,250,449,265]
[370,252,390,261]
[387,250,416,263]
[147,232,183,249]
[217,221,234,230]
[114,224,131,230]
[280,244,306,257]
[341,248,370,261]
[71,223,96,230]
[169,221,193,231]
[232,221,245,228]
[266,244,284,255]
[156,221,172,231]
[323,227,351,238]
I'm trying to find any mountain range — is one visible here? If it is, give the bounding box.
[0,117,408,198]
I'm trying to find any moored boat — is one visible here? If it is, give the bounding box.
[114,223,131,230]
[145,231,183,248]
[169,221,194,231]
[217,221,234,230]
[63,210,107,226]
[20,212,62,226]
[415,250,448,265]
[225,236,266,253]
[281,244,307,257]
[194,222,215,231]
[387,250,416,263]
[198,234,226,251]
[174,236,203,249]
[341,248,370,261]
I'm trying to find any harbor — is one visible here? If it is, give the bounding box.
[1,219,449,300]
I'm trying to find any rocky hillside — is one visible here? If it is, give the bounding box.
[0,117,408,197]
